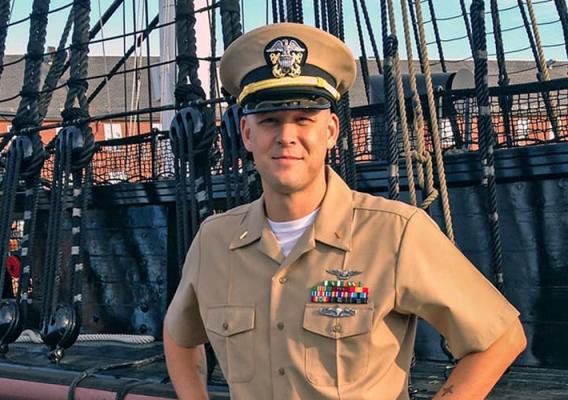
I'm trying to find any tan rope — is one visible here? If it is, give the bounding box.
[525,0,560,133]
[412,0,455,243]
[526,0,550,81]
[386,0,416,206]
[400,0,439,210]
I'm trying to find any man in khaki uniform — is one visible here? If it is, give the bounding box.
[164,23,526,400]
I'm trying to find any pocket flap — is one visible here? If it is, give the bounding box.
[206,305,255,337]
[303,303,373,339]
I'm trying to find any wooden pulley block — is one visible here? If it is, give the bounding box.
[0,299,22,355]
[41,303,81,363]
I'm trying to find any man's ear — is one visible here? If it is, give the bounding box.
[240,115,253,152]
[326,112,340,150]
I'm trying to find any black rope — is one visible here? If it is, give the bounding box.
[0,143,22,304]
[278,0,285,23]
[286,0,295,22]
[320,0,328,32]
[176,0,203,105]
[323,0,356,188]
[294,0,303,23]
[144,0,155,140]
[293,0,301,22]
[220,0,242,49]
[34,0,125,114]
[326,0,338,38]
[208,0,218,101]
[272,0,279,23]
[39,0,95,362]
[471,0,504,293]
[379,0,388,59]
[408,0,425,73]
[359,0,382,74]
[337,0,345,42]
[426,0,446,72]
[0,55,25,73]
[219,105,261,209]
[554,0,568,59]
[352,0,369,102]
[65,0,91,112]
[67,354,164,400]
[38,7,74,122]
[384,35,399,200]
[170,0,218,269]
[0,0,11,83]
[313,0,320,28]
[6,1,72,28]
[16,176,41,325]
[115,379,165,400]
[0,0,50,348]
[489,0,513,148]
[87,14,159,104]
[12,0,51,131]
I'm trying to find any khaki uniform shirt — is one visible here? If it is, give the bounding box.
[166,167,519,400]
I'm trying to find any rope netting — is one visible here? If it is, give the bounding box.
[10,75,563,186]
[350,79,568,161]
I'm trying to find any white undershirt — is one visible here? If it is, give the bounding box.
[267,208,320,257]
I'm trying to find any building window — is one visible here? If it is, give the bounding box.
[516,118,529,140]
[104,123,122,140]
[441,118,454,143]
[108,171,128,184]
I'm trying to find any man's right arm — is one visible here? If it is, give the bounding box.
[163,321,209,400]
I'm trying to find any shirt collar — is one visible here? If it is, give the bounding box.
[229,166,353,252]
[314,166,353,251]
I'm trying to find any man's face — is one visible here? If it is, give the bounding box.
[240,108,339,196]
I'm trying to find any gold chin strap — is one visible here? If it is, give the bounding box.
[237,76,341,104]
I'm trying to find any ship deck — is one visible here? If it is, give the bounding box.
[0,341,566,399]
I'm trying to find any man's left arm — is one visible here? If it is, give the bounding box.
[433,317,527,400]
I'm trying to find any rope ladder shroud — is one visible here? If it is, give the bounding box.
[471,0,505,293]
[390,0,456,377]
[321,0,357,188]
[383,35,400,201]
[412,0,455,243]
[170,0,219,273]
[386,0,417,206]
[399,0,439,210]
[40,0,96,362]
[0,0,51,355]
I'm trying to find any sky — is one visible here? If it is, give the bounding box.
[3,0,567,64]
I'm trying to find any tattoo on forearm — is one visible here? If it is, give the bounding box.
[197,358,207,376]
[441,385,454,397]
[196,346,208,383]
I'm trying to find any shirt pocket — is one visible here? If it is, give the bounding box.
[205,305,255,383]
[302,303,373,386]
